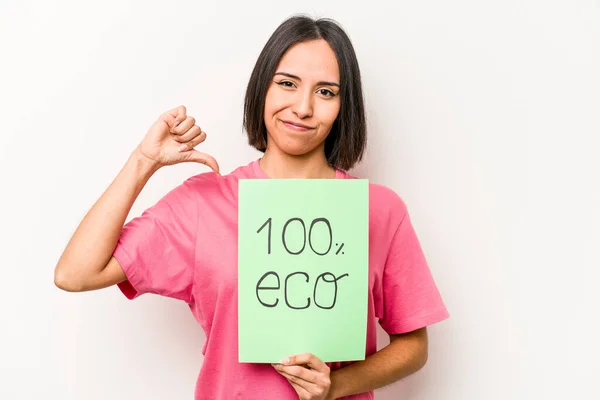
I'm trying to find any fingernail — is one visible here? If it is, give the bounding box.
[174,120,180,127]
[179,144,188,151]
[281,357,290,364]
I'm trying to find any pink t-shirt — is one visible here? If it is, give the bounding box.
[113,158,449,399]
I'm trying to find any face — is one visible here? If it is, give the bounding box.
[263,39,341,157]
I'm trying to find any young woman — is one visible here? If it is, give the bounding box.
[55,15,449,400]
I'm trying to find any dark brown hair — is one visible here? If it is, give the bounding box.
[243,15,367,171]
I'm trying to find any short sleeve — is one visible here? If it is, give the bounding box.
[379,209,449,334]
[113,177,198,304]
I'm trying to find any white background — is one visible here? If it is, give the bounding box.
[1,0,599,399]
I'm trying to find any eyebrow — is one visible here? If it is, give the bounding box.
[274,71,340,88]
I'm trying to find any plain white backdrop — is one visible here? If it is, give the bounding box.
[1,0,599,399]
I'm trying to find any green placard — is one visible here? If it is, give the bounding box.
[238,179,369,363]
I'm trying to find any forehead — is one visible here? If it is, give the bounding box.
[276,39,340,82]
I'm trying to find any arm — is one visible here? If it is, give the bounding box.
[328,327,428,399]
[54,149,159,292]
[54,105,218,293]
[273,328,428,400]
[276,196,447,399]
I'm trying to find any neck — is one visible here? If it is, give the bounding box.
[259,146,336,179]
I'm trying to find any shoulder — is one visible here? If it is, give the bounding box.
[166,172,219,198]
[182,162,252,203]
[180,171,231,202]
[184,160,257,189]
[342,171,408,224]
[368,182,408,228]
[368,182,406,210]
[184,171,221,188]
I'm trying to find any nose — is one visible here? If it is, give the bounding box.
[291,89,313,119]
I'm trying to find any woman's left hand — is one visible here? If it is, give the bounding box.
[272,353,333,400]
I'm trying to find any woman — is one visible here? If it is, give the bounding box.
[55,15,449,400]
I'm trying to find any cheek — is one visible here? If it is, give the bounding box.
[321,101,341,127]
[263,90,282,134]
[264,87,287,117]
[263,90,275,118]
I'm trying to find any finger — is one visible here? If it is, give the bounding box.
[171,116,195,135]
[177,129,207,150]
[181,150,220,175]
[277,364,330,389]
[175,105,187,126]
[173,126,205,144]
[288,380,311,400]
[288,380,312,400]
[276,370,322,398]
[275,365,314,382]
[281,353,330,374]
[163,105,186,128]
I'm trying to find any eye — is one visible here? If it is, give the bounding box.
[318,88,336,97]
[275,80,296,88]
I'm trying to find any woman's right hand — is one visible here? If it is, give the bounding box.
[134,105,220,174]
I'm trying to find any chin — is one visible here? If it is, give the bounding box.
[269,135,322,157]
[279,141,318,156]
[265,120,329,157]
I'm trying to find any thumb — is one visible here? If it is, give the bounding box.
[183,150,220,175]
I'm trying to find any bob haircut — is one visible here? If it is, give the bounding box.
[243,15,367,171]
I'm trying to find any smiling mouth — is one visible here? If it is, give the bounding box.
[281,120,314,131]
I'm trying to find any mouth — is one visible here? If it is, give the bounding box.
[281,119,315,132]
